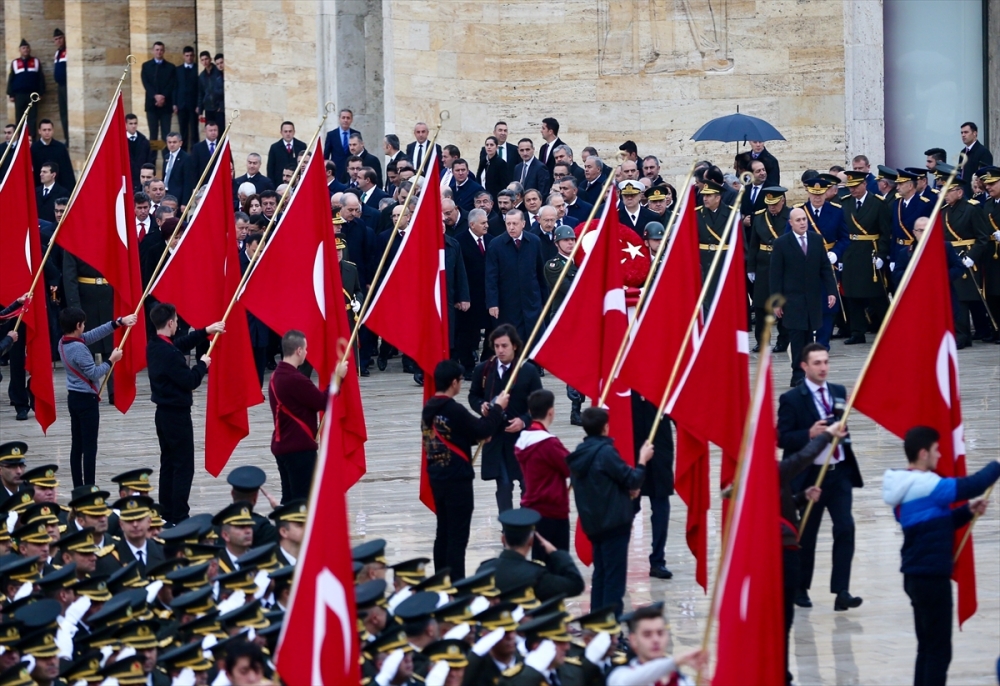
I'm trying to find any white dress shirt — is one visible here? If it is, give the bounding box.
[804,378,843,464]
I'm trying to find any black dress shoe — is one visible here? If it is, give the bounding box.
[772,342,789,353]
[751,344,760,353]
[15,409,28,421]
[359,368,370,377]
[834,591,863,611]
[413,372,424,386]
[570,410,583,426]
[794,591,812,608]
[844,335,866,345]
[376,356,387,371]
[650,565,673,579]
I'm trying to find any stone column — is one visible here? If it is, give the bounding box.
[842,0,885,164]
[196,0,223,54]
[62,0,131,164]
[4,0,66,138]
[126,0,196,123]
[988,0,998,150]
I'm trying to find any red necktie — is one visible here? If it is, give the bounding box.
[286,143,292,154]
[138,221,146,241]
[477,237,485,255]
[514,238,521,250]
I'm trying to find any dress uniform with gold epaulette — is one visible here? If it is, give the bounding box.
[839,170,891,342]
[695,180,733,280]
[939,177,992,346]
[977,166,1000,319]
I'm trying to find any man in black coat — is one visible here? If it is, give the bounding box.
[771,207,838,387]
[267,121,306,184]
[30,119,75,188]
[777,343,863,612]
[468,324,542,514]
[491,507,584,599]
[140,42,176,142]
[172,47,199,150]
[233,153,275,195]
[537,118,563,174]
[125,113,154,187]
[348,133,383,189]
[190,120,221,179]
[162,133,195,211]
[512,139,551,197]
[443,232,471,361]
[405,121,441,173]
[958,122,993,194]
[580,156,609,206]
[748,140,780,187]
[631,394,675,580]
[484,210,549,343]
[455,209,494,374]
[35,162,68,222]
[479,121,519,177]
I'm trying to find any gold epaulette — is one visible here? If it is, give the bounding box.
[612,654,629,665]
[153,537,165,545]
[59,504,71,512]
[754,208,766,215]
[969,199,980,205]
[361,679,372,686]
[94,544,115,558]
[59,525,67,533]
[794,203,805,209]
[110,548,121,562]
[532,559,545,566]
[876,194,885,200]
[412,676,425,683]
[572,639,587,648]
[695,205,704,211]
[154,608,172,620]
[920,196,930,202]
[830,202,842,208]
[564,656,582,666]
[502,664,524,677]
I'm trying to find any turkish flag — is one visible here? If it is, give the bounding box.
[54,92,147,413]
[275,378,361,685]
[852,215,977,626]
[360,149,449,511]
[151,139,263,476]
[240,139,367,486]
[713,345,785,686]
[0,125,56,433]
[665,216,750,590]
[532,186,633,564]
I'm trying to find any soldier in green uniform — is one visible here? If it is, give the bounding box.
[938,172,992,347]
[225,466,277,548]
[19,464,71,527]
[696,179,733,300]
[107,468,156,538]
[465,602,523,685]
[748,186,791,352]
[499,612,605,686]
[337,235,366,373]
[978,166,1000,339]
[840,170,891,344]
[544,225,585,426]
[492,508,584,601]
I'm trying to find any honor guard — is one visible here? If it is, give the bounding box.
[875,165,899,202]
[19,465,70,527]
[366,627,423,686]
[107,468,155,538]
[268,498,307,566]
[644,185,674,223]
[226,465,278,547]
[0,442,28,497]
[839,170,891,344]
[423,638,470,682]
[978,166,1000,337]
[642,221,666,271]
[492,508,584,601]
[95,495,164,577]
[798,177,847,347]
[7,40,44,136]
[544,225,584,426]
[696,179,733,286]
[938,172,993,347]
[888,168,932,271]
[748,186,792,351]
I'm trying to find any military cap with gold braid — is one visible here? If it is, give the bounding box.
[180,543,220,565]
[17,628,60,658]
[355,579,389,612]
[644,185,670,202]
[497,582,541,610]
[0,441,28,466]
[59,650,104,685]
[352,538,387,566]
[101,655,148,686]
[0,663,34,686]
[68,489,113,517]
[11,521,53,546]
[0,620,21,647]
[0,492,37,518]
[37,562,79,592]
[0,555,41,586]
[114,620,162,650]
[517,611,573,643]
[423,638,470,668]
[843,170,869,187]
[165,560,211,591]
[268,498,308,524]
[212,501,255,527]
[453,569,500,598]
[108,561,146,592]
[894,168,921,184]
[574,604,621,633]
[332,210,347,226]
[700,179,724,195]
[805,177,834,195]
[367,627,413,655]
[20,464,60,489]
[111,495,155,522]
[145,557,189,581]
[215,568,259,594]
[762,186,787,205]
[0,519,9,546]
[236,542,281,571]
[171,586,217,616]
[220,598,270,631]
[618,179,644,196]
[158,639,214,673]
[75,574,113,602]
[433,596,473,625]
[473,601,519,631]
[524,592,568,621]
[336,236,347,250]
[111,468,154,494]
[412,567,456,595]
[875,165,898,182]
[87,593,137,627]
[977,165,1000,185]
[18,503,60,529]
[388,557,430,586]
[178,610,226,639]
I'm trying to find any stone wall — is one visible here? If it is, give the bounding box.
[989,0,998,150]
[4,0,66,139]
[126,0,196,121]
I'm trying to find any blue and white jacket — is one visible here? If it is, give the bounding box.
[883,462,1000,576]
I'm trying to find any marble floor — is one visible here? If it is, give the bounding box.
[2,337,998,684]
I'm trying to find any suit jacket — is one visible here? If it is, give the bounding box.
[340,218,377,286]
[538,137,564,173]
[234,173,275,195]
[618,204,659,239]
[327,178,349,196]
[127,133,153,186]
[405,140,442,172]
[741,184,768,220]
[512,158,551,196]
[444,234,470,347]
[580,173,608,206]
[35,183,68,222]
[456,230,493,323]
[769,230,837,331]
[476,154,511,200]
[749,148,781,187]
[564,197,594,222]
[267,138,307,185]
[484,231,549,341]
[479,142,520,176]
[161,148,195,207]
[95,537,166,577]
[361,186,389,209]
[173,62,199,110]
[451,178,485,212]
[190,138,221,179]
[529,225,560,262]
[777,382,863,489]
[958,140,994,191]
[324,127,360,183]
[358,149,384,189]
[140,59,177,112]
[468,358,542,481]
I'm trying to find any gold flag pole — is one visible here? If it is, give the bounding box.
[798,156,962,537]
[96,111,240,396]
[0,92,39,171]
[205,104,336,358]
[596,161,699,407]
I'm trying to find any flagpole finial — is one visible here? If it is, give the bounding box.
[324,101,335,114]
[29,92,40,103]
[438,110,450,125]
[231,109,240,120]
[957,151,967,170]
[126,54,136,66]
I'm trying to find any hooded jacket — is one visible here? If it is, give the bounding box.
[514,423,570,519]
[566,435,645,541]
[882,461,1000,576]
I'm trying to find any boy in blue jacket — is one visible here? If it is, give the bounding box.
[883,425,999,686]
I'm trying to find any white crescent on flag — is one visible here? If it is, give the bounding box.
[115,176,128,249]
[24,228,32,275]
[313,242,326,319]
[312,568,353,683]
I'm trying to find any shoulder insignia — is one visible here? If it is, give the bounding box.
[830,202,842,208]
[533,559,546,566]
[60,504,71,512]
[695,205,704,211]
[572,639,587,648]
[501,664,524,678]
[968,199,980,205]
[110,548,121,561]
[153,536,165,545]
[876,194,885,200]
[793,203,804,208]
[154,609,172,620]
[754,208,766,215]
[412,676,425,683]
[564,656,582,666]
[361,679,372,686]
[612,654,629,665]
[920,196,930,202]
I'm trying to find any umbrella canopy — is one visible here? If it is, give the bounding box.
[691,112,785,144]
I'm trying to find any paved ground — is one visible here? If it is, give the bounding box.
[2,336,998,684]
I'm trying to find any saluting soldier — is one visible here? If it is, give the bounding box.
[464,602,524,684]
[492,508,584,601]
[938,172,992,347]
[543,225,585,426]
[839,170,891,344]
[696,179,733,295]
[644,185,674,224]
[500,612,604,686]
[62,254,116,402]
[978,166,1000,337]
[888,168,932,277]
[748,186,791,352]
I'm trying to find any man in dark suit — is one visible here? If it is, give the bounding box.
[348,133,383,189]
[189,120,221,179]
[324,109,360,184]
[125,113,154,187]
[267,121,306,185]
[95,495,165,577]
[161,132,195,212]
[456,208,494,373]
[581,155,609,206]
[30,119,76,188]
[618,180,659,239]
[958,121,994,195]
[537,117,563,174]
[513,139,551,197]
[531,206,560,262]
[450,158,485,212]
[325,160,348,196]
[741,158,769,231]
[405,121,441,173]
[551,144,586,186]
[474,191,507,237]
[484,209,549,346]
[357,167,388,209]
[778,343,863,612]
[840,170,891,344]
[35,162,68,222]
[770,207,838,386]
[748,140,780,187]
[234,153,275,195]
[851,155,881,196]
[140,42,176,142]
[558,177,593,222]
[173,47,199,150]
[479,121,519,176]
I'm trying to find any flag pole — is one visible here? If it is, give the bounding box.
[95,111,241,396]
[646,185,747,444]
[694,297,780,686]
[0,92,39,172]
[206,103,337,358]
[597,161,699,407]
[470,161,621,466]
[13,56,137,333]
[798,156,963,537]
[340,109,451,367]
[954,483,993,562]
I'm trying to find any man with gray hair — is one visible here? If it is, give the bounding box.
[552,144,586,186]
[455,207,494,375]
[581,155,608,205]
[533,205,560,261]
[235,152,275,194]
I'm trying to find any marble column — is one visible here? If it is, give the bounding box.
[4,0,66,138]
[988,0,998,149]
[126,0,196,122]
[842,0,885,164]
[197,0,223,54]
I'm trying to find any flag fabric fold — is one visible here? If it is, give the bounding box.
[239,138,367,486]
[713,345,786,686]
[0,124,56,433]
[851,215,976,626]
[275,378,360,685]
[53,92,147,413]
[360,149,449,511]
[151,139,263,476]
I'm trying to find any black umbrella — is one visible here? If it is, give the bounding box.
[691,111,785,145]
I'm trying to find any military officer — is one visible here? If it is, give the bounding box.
[696,179,733,292]
[875,165,899,202]
[212,502,257,574]
[905,166,937,201]
[938,172,992,347]
[366,627,423,686]
[225,465,277,547]
[642,220,666,264]
[268,498,306,566]
[107,468,156,538]
[500,612,604,686]
[748,186,792,352]
[95,495,165,576]
[19,464,71,527]
[352,538,388,583]
[0,442,28,497]
[840,170,891,344]
[618,180,659,239]
[465,602,524,685]
[979,166,1000,338]
[797,177,847,347]
[492,508,584,601]
[888,168,933,276]
[62,253,116,402]
[543,225,584,426]
[68,487,118,555]
[644,185,674,224]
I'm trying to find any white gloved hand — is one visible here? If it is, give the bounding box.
[889,262,895,272]
[511,606,525,623]
[21,655,36,676]
[145,580,164,604]
[210,670,232,686]
[6,511,17,536]
[747,272,755,283]
[171,667,197,686]
[524,639,557,672]
[375,648,406,686]
[65,595,92,626]
[201,634,219,654]
[99,646,115,668]
[351,298,361,314]
[472,627,506,656]
[425,661,451,686]
[116,647,136,661]
[873,256,884,269]
[584,631,613,664]
[14,581,32,600]
[828,251,838,264]
[837,262,844,271]
[216,590,246,615]
[55,625,75,659]
[962,256,974,268]
[254,570,270,600]
[992,230,1000,242]
[443,623,471,641]
[468,596,490,616]
[387,587,413,614]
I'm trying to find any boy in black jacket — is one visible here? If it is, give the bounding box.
[422,360,508,580]
[146,303,224,524]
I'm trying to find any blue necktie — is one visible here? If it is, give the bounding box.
[342,130,349,153]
